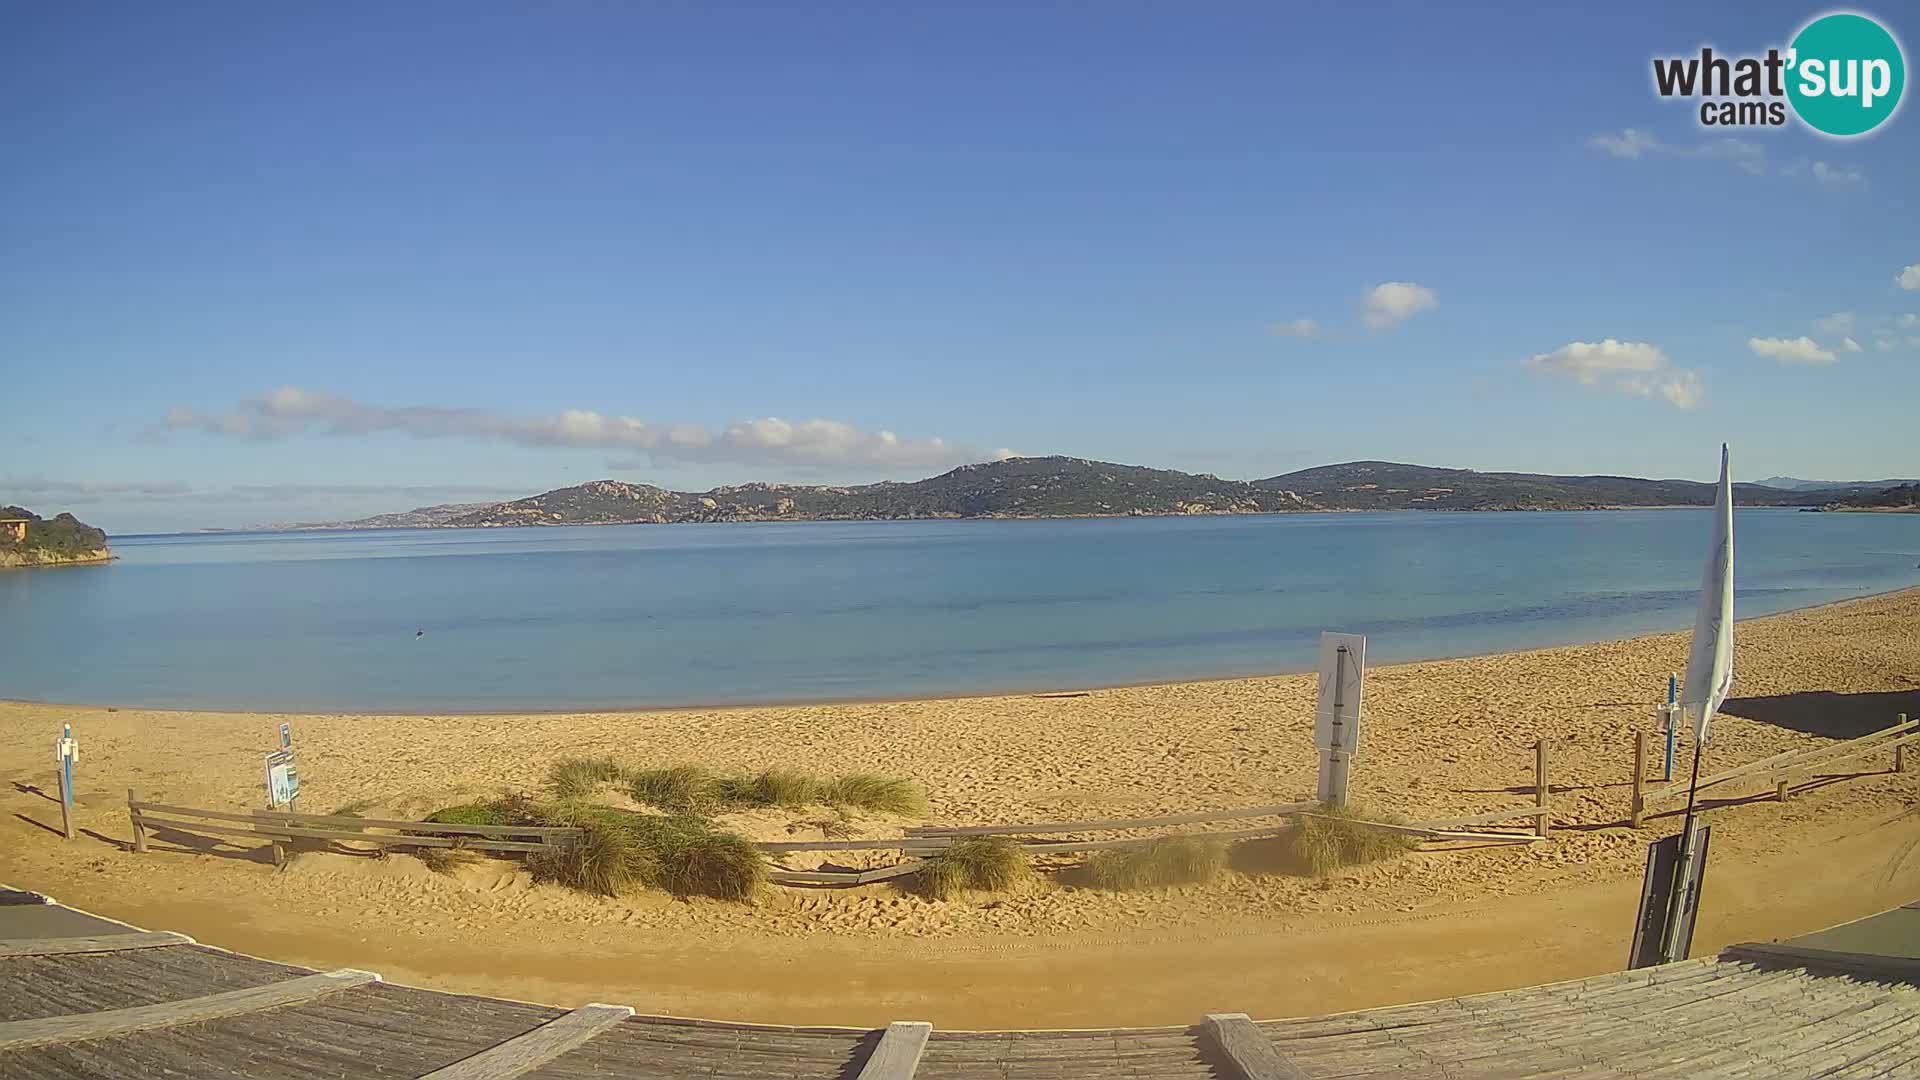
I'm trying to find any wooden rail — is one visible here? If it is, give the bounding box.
[127,791,583,868]
[905,801,1315,838]
[1632,715,1914,826]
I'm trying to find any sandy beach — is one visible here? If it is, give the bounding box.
[3,588,1917,1027]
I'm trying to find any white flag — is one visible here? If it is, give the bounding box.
[1680,444,1735,743]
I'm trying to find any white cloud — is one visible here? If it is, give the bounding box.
[1747,336,1838,365]
[1588,129,1767,174]
[1523,339,1704,410]
[1268,318,1320,338]
[1813,312,1855,336]
[1592,131,1870,185]
[0,477,525,506]
[1839,336,1861,353]
[1588,129,1659,158]
[1361,282,1438,329]
[1900,314,1919,329]
[1899,264,1920,290]
[159,388,1002,472]
[1809,161,1865,187]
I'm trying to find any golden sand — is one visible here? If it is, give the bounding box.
[2,588,1916,1026]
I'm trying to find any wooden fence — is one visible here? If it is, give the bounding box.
[126,790,583,869]
[1629,714,1915,828]
[126,739,1558,888]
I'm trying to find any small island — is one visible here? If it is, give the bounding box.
[0,506,113,568]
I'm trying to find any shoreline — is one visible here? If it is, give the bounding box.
[8,582,1915,719]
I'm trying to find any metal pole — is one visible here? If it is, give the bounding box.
[1327,646,1349,808]
[1663,674,1677,783]
[1661,736,1708,962]
[58,724,75,841]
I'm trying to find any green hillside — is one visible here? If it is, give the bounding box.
[446,457,1312,526]
[1252,461,1838,511]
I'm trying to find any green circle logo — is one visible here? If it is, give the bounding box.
[1787,12,1906,136]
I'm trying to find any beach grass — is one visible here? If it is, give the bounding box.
[625,764,927,817]
[423,802,515,827]
[821,773,929,816]
[1290,804,1421,877]
[548,756,626,798]
[526,802,764,900]
[918,837,1029,899]
[746,768,823,808]
[1085,836,1228,890]
[626,765,721,814]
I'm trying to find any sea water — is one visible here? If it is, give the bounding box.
[1,509,1913,712]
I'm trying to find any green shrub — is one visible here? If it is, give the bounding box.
[1085,836,1228,890]
[627,765,721,814]
[821,774,928,816]
[424,803,512,827]
[746,768,822,807]
[919,837,1029,899]
[625,764,928,817]
[527,803,763,901]
[657,825,766,901]
[530,815,647,896]
[547,757,625,798]
[1289,804,1421,877]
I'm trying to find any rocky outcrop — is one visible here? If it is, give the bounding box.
[0,547,112,569]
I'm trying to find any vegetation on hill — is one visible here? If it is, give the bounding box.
[445,457,1313,526]
[0,506,112,565]
[1824,483,1920,512]
[289,455,1883,531]
[1253,461,1843,511]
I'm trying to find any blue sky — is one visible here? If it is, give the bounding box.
[4,2,1917,532]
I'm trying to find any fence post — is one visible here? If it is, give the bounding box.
[1776,771,1792,802]
[128,788,147,853]
[1898,714,1909,774]
[1535,737,1551,838]
[1631,730,1647,829]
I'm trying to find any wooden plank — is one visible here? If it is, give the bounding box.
[129,801,579,838]
[1535,737,1551,838]
[1644,719,1918,803]
[128,788,147,854]
[0,968,379,1050]
[1203,1013,1310,1080]
[0,932,193,958]
[855,1020,932,1079]
[1632,730,1647,829]
[754,838,952,853]
[1721,942,1920,981]
[132,815,556,854]
[1410,806,1550,830]
[908,802,1314,837]
[416,1002,633,1079]
[767,860,930,886]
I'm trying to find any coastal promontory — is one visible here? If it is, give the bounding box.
[0,506,112,568]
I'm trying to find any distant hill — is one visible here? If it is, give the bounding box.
[447,457,1313,527]
[0,505,113,568]
[1823,483,1920,512]
[278,502,501,531]
[266,457,1896,532]
[1755,476,1918,492]
[1251,461,1844,511]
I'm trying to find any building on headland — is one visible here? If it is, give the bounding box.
[0,518,27,543]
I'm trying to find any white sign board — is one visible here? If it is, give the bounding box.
[1314,632,1366,756]
[265,749,300,809]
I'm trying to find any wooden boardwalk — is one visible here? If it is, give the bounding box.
[2,888,1917,1079]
